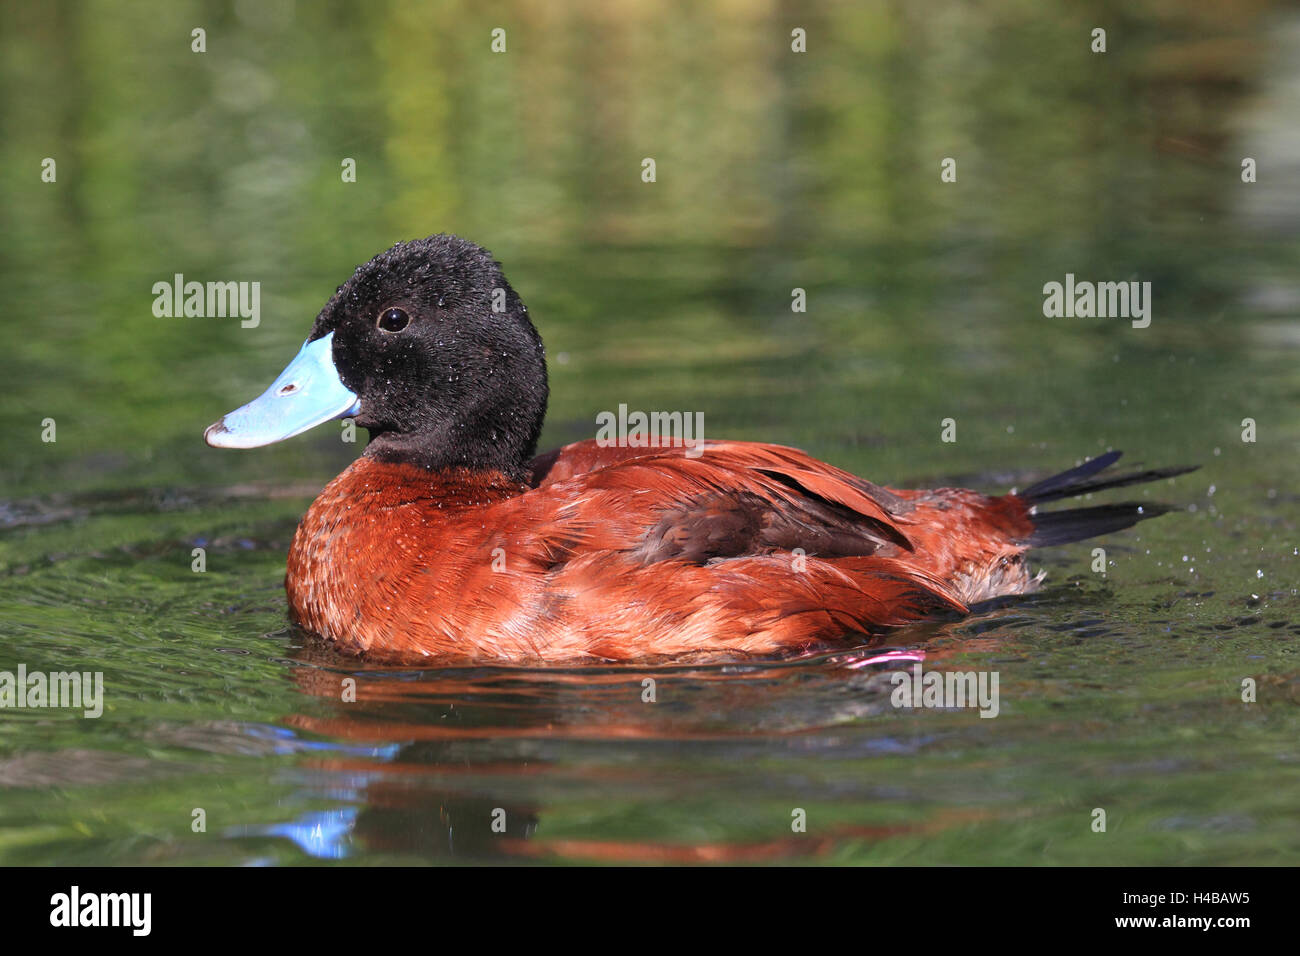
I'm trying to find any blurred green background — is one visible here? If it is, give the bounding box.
[0,0,1297,865]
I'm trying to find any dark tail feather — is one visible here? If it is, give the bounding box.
[1020,452,1197,548]
[1027,502,1173,548]
[1021,451,1198,505]
[1020,450,1123,502]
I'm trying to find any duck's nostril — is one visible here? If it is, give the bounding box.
[277,383,299,396]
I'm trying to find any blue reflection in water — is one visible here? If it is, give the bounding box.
[239,722,402,759]
[234,808,360,860]
[226,724,402,858]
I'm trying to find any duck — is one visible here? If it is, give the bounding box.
[204,234,1194,664]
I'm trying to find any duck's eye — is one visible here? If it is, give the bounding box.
[377,308,410,333]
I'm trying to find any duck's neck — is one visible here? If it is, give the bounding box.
[363,431,529,484]
[361,389,546,485]
[335,456,530,507]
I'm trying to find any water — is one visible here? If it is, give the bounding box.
[1,1,1298,864]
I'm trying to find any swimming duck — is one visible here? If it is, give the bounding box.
[205,234,1192,663]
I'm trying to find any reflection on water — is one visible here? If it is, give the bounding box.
[243,642,995,863]
[1,0,1298,864]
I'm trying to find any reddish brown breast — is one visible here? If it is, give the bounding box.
[285,458,529,657]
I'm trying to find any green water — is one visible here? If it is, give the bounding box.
[1,1,1297,864]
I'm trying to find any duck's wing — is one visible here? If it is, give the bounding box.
[525,439,915,564]
[529,439,911,546]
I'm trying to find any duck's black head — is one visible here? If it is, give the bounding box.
[205,235,549,481]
